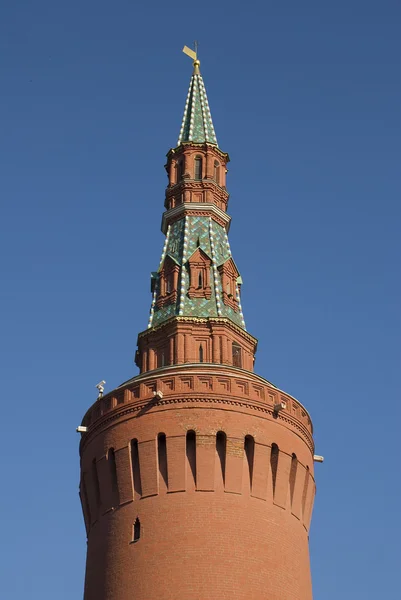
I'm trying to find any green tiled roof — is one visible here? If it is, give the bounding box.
[147,216,246,331]
[177,69,218,146]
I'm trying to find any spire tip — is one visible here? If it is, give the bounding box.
[182,45,200,73]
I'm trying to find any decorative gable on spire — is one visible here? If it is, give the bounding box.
[218,258,240,312]
[187,247,212,299]
[156,255,180,308]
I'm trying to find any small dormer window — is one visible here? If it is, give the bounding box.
[218,258,240,311]
[187,247,212,299]
[194,156,202,180]
[156,256,179,308]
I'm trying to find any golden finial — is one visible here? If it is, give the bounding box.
[182,42,200,74]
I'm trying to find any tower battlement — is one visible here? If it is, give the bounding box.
[80,365,315,533]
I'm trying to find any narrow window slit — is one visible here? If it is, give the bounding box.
[270,444,279,498]
[216,431,227,484]
[244,435,255,491]
[232,343,242,368]
[214,160,220,184]
[108,448,120,507]
[194,157,202,180]
[130,439,142,498]
[289,453,298,507]
[157,433,168,491]
[302,466,310,518]
[132,517,141,542]
[186,430,197,488]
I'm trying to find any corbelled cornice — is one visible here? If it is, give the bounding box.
[161,202,231,234]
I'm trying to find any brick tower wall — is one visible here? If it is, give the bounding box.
[80,364,315,600]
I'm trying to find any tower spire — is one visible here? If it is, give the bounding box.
[178,45,218,146]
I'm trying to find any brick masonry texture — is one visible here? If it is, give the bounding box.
[80,365,315,599]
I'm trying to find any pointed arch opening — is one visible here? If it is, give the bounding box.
[270,443,279,498]
[199,344,204,363]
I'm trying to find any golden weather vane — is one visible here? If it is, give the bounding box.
[182,42,200,73]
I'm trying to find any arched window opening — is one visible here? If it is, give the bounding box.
[214,160,220,184]
[157,433,168,491]
[157,350,166,368]
[270,443,279,498]
[199,344,204,363]
[216,431,227,484]
[176,159,184,182]
[198,271,203,288]
[130,439,142,498]
[194,156,202,180]
[289,453,298,507]
[186,430,197,488]
[108,448,120,507]
[133,517,141,542]
[302,466,310,519]
[232,343,242,368]
[244,435,255,491]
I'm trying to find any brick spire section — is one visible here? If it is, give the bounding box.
[79,53,317,600]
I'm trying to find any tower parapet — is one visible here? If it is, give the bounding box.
[79,49,317,600]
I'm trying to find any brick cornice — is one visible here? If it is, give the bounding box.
[137,315,258,345]
[166,142,230,163]
[166,179,229,198]
[161,202,231,234]
[79,364,314,454]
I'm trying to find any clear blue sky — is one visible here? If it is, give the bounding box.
[1,1,400,598]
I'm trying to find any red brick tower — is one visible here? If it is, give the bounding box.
[79,50,316,600]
